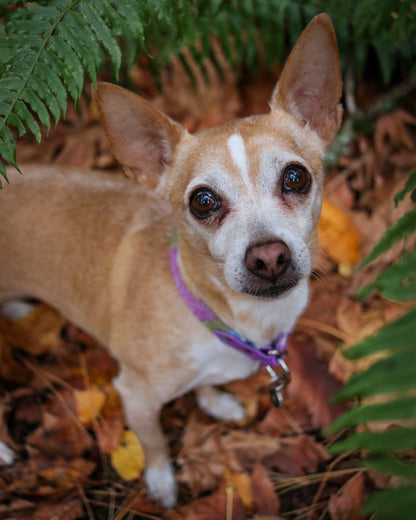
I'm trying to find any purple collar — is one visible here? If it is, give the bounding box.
[169,245,288,367]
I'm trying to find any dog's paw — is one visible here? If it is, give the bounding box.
[197,386,246,421]
[0,300,36,320]
[0,442,15,466]
[144,460,177,509]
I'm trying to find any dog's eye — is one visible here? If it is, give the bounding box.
[282,165,311,193]
[189,188,221,218]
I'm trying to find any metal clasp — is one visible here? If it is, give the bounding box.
[266,358,291,408]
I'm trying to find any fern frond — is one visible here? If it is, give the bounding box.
[328,172,416,518]
[1,0,416,186]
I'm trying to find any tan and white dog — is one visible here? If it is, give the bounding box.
[0,14,342,507]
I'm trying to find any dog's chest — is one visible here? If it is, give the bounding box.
[185,336,259,390]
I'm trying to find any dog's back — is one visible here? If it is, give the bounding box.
[0,166,172,339]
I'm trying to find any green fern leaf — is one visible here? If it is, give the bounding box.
[333,349,416,402]
[14,100,41,142]
[329,426,416,454]
[344,307,416,360]
[36,62,67,114]
[358,248,416,300]
[49,36,84,99]
[365,454,416,479]
[66,10,102,74]
[21,87,51,131]
[327,396,416,432]
[56,19,97,86]
[78,2,121,77]
[395,169,416,206]
[7,112,26,136]
[28,73,61,124]
[359,206,416,268]
[361,486,416,520]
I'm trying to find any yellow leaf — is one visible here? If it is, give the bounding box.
[74,386,106,424]
[224,467,253,511]
[0,303,65,356]
[318,198,361,268]
[111,430,145,481]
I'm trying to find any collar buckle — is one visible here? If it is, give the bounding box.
[266,358,291,408]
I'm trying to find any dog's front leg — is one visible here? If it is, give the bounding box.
[114,365,177,508]
[196,385,246,421]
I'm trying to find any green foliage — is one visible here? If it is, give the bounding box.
[327,169,416,519]
[1,0,416,185]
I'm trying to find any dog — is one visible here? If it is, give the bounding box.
[0,14,342,507]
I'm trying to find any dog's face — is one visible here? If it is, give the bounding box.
[95,14,343,303]
[169,112,325,299]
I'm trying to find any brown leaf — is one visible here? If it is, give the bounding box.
[265,435,329,476]
[93,385,125,453]
[19,497,83,520]
[0,498,34,519]
[375,109,416,155]
[251,463,281,516]
[27,391,93,459]
[0,304,65,383]
[256,401,311,437]
[286,333,347,429]
[328,472,367,520]
[177,415,281,495]
[179,481,247,520]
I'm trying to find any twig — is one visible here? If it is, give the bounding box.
[297,317,348,342]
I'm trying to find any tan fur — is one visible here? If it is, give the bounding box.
[0,14,342,508]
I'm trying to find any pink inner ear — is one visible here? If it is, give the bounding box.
[95,82,185,187]
[270,15,342,141]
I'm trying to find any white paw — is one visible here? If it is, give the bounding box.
[0,441,15,466]
[1,300,35,320]
[197,388,246,421]
[144,460,177,509]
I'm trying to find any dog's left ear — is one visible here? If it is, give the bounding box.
[270,13,343,142]
[94,82,186,188]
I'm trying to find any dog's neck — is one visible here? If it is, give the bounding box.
[170,242,290,363]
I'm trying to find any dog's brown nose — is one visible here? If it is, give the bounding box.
[245,241,291,283]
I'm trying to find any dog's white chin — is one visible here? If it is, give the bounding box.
[241,277,301,299]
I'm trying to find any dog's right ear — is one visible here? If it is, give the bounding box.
[94,82,186,188]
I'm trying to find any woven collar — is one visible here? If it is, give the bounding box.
[170,245,288,366]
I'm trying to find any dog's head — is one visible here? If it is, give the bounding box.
[95,14,342,301]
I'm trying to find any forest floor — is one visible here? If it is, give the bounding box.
[0,57,415,520]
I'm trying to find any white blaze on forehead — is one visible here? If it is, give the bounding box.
[227,133,252,193]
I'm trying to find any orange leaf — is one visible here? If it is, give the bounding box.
[318,198,361,269]
[224,468,253,511]
[74,386,106,424]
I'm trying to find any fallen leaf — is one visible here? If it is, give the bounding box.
[19,497,83,520]
[375,109,416,155]
[256,400,311,436]
[318,198,361,269]
[286,333,347,428]
[27,390,93,459]
[251,463,281,516]
[328,472,367,520]
[265,435,329,475]
[93,385,125,453]
[0,303,65,382]
[179,481,247,520]
[111,429,145,481]
[177,415,281,495]
[74,385,106,424]
[225,467,253,511]
[38,458,95,490]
